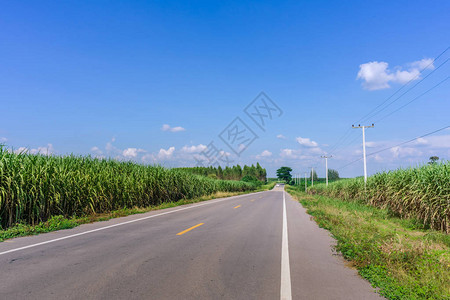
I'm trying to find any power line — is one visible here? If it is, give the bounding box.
[326,46,449,157]
[360,58,449,123]
[366,125,449,157]
[330,131,361,156]
[355,46,449,124]
[374,76,449,123]
[335,125,450,171]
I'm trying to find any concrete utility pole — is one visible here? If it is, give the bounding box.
[309,167,314,187]
[304,172,307,192]
[352,124,374,184]
[321,155,332,186]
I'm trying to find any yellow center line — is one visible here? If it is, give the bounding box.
[234,205,241,209]
[176,223,204,236]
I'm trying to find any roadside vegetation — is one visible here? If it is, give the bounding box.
[0,146,268,231]
[287,186,449,299]
[176,163,267,182]
[307,162,449,233]
[1,182,275,242]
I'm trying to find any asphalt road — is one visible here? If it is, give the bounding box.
[0,186,380,299]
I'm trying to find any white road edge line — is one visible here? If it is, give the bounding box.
[281,190,292,300]
[0,191,267,257]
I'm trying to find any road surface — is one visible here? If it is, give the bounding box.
[0,186,380,299]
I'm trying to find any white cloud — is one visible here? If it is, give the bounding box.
[161,124,186,132]
[91,146,103,155]
[219,150,231,157]
[122,148,146,158]
[157,147,175,159]
[277,134,287,139]
[141,153,156,163]
[409,58,435,70]
[357,58,434,90]
[31,144,54,155]
[413,138,428,146]
[296,137,318,147]
[14,147,28,154]
[280,148,298,159]
[255,150,272,160]
[260,150,272,157]
[309,147,323,154]
[422,135,450,148]
[15,144,55,155]
[180,144,207,153]
[0,137,7,143]
[365,141,378,148]
[390,146,422,159]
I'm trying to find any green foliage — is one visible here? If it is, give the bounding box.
[307,162,450,233]
[0,215,79,241]
[0,146,257,229]
[310,169,318,181]
[241,175,259,183]
[276,166,292,182]
[328,169,340,180]
[177,163,267,182]
[287,187,450,300]
[429,156,439,165]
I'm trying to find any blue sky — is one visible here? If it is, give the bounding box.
[1,0,449,177]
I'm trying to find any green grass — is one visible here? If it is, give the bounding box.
[307,162,450,233]
[287,186,450,300]
[1,181,276,241]
[0,146,260,229]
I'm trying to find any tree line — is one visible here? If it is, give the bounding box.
[276,166,340,182]
[177,163,267,182]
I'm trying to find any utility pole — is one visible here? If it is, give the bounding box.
[352,124,374,184]
[309,167,314,187]
[321,155,332,186]
[304,172,307,192]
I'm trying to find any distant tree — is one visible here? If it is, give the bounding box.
[310,170,318,181]
[428,156,439,165]
[276,166,292,182]
[328,169,340,181]
[217,166,223,179]
[241,175,260,184]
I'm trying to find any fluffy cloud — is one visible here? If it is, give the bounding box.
[280,148,298,159]
[91,146,103,155]
[296,137,318,147]
[157,147,175,159]
[260,150,272,157]
[141,153,156,163]
[389,146,422,159]
[161,124,186,132]
[14,144,55,155]
[0,137,7,143]
[14,147,28,154]
[277,134,287,139]
[122,148,146,158]
[181,144,207,153]
[255,150,272,160]
[357,58,434,90]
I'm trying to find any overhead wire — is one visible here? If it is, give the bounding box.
[335,125,450,171]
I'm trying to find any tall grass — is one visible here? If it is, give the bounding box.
[308,162,450,233]
[0,146,256,229]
